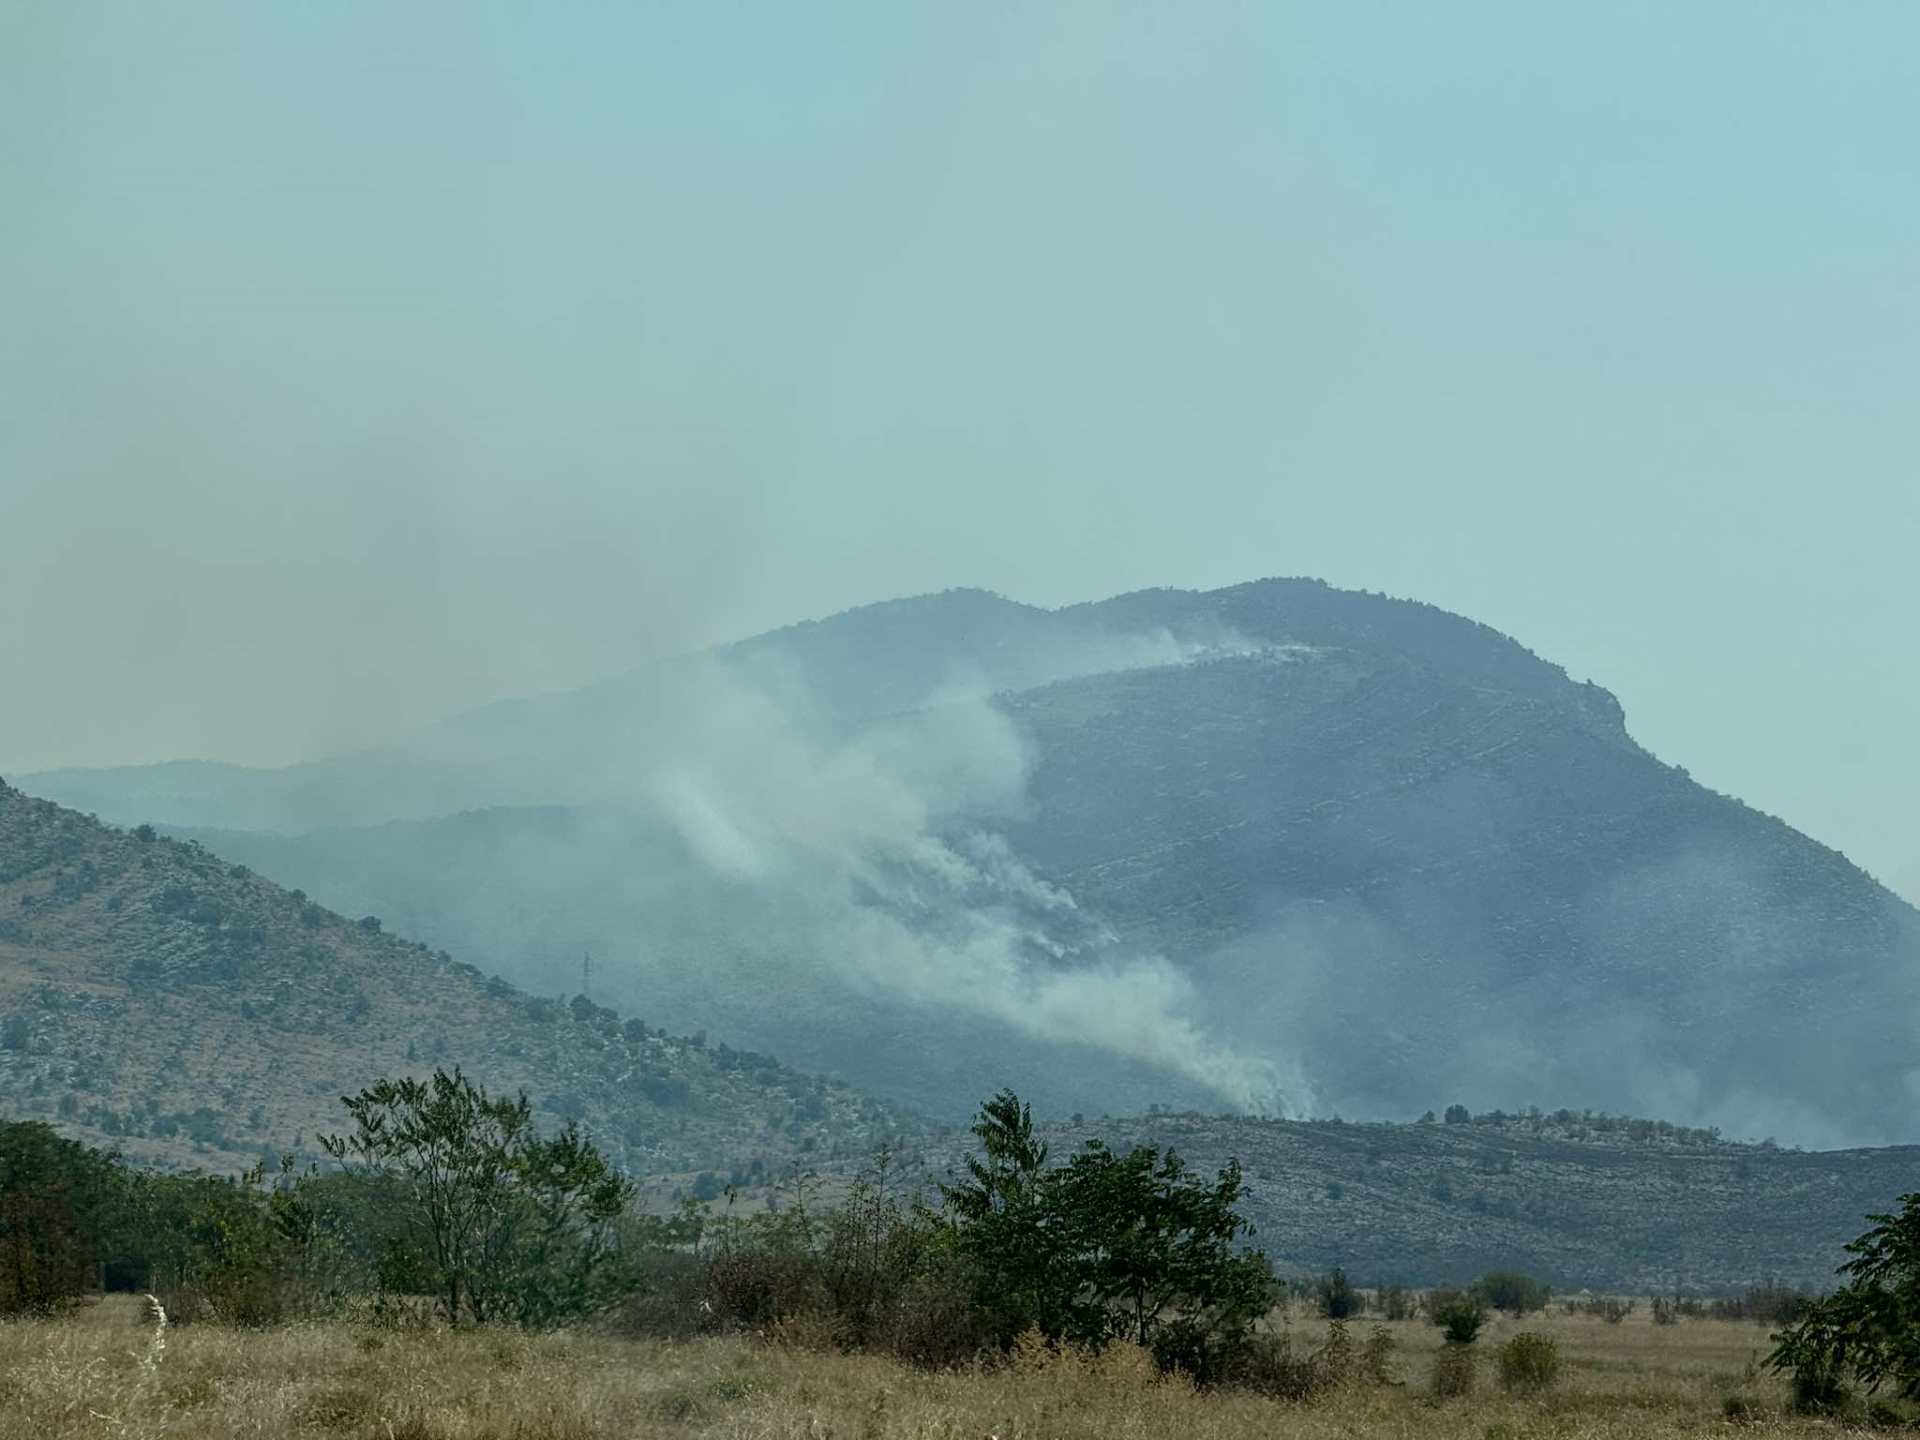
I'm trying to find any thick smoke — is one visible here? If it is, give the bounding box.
[624,654,1307,1115]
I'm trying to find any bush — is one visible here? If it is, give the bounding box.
[1771,1191,1920,1405]
[1375,1282,1418,1320]
[1229,1330,1326,1400]
[1316,1265,1359,1318]
[1431,1342,1476,1398]
[1497,1332,1561,1392]
[1565,1293,1634,1322]
[1228,1322,1375,1400]
[1713,1280,1814,1324]
[1361,1325,1398,1384]
[1472,1269,1551,1314]
[1428,1289,1488,1345]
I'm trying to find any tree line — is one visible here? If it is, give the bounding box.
[3,1067,1916,1405]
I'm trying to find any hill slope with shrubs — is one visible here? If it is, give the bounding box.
[1023,1109,1920,1292]
[0,779,913,1178]
[32,579,1917,1142]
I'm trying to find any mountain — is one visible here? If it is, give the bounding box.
[1018,1108,1919,1293]
[0,780,914,1177]
[20,579,1920,1145]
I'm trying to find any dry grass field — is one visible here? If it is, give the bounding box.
[0,1295,1834,1440]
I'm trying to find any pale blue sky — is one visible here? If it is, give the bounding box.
[3,3,1916,897]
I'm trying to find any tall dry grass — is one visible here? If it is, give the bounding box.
[0,1294,1829,1440]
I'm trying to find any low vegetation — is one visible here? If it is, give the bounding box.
[0,1292,1883,1439]
[8,1063,1920,1435]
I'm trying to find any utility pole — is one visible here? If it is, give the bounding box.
[581,948,592,1003]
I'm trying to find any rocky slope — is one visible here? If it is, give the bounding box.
[0,780,914,1178]
[1012,1107,1918,1292]
[20,579,1920,1144]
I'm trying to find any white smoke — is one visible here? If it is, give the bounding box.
[624,656,1305,1114]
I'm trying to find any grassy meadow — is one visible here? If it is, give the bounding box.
[0,1294,1829,1440]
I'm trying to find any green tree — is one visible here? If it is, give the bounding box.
[1472,1269,1551,1314]
[941,1090,1274,1377]
[1316,1265,1359,1319]
[1771,1192,1920,1406]
[1429,1289,1488,1345]
[0,1121,118,1314]
[320,1067,631,1325]
[940,1089,1060,1345]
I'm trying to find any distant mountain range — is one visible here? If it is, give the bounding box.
[20,579,1920,1146]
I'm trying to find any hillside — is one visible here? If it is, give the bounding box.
[1014,1108,1919,1293]
[0,780,914,1178]
[20,578,1920,1145]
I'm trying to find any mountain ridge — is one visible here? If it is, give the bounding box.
[15,578,1917,1147]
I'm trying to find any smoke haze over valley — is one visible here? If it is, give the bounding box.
[5,0,1919,1228]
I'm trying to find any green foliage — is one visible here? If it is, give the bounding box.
[940,1090,1274,1379]
[0,1121,116,1314]
[1711,1281,1814,1324]
[125,1163,304,1325]
[1428,1288,1488,1344]
[1376,1282,1418,1320]
[320,1067,633,1326]
[1472,1268,1551,1314]
[1771,1191,1920,1404]
[1316,1265,1359,1318]
[1496,1332,1561,1392]
[1227,1321,1381,1399]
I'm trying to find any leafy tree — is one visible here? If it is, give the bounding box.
[940,1089,1059,1345]
[1316,1265,1359,1318]
[320,1067,631,1325]
[1429,1289,1488,1344]
[0,1122,117,1314]
[1771,1192,1920,1405]
[942,1090,1273,1378]
[1472,1269,1551,1314]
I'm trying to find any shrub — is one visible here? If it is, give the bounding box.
[1472,1269,1551,1314]
[1361,1325,1398,1384]
[1376,1282,1418,1320]
[1431,1342,1476,1398]
[1565,1293,1634,1322]
[1497,1332,1561,1392]
[1316,1265,1359,1318]
[1428,1289,1488,1345]
[1771,1192,1920,1405]
[1228,1328,1346,1400]
[1713,1280,1814,1324]
[1223,1331,1319,1399]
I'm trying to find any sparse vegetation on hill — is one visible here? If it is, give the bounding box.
[0,779,912,1178]
[45,579,1919,1143]
[1013,1110,1920,1292]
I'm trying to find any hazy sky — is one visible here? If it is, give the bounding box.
[4,3,1916,899]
